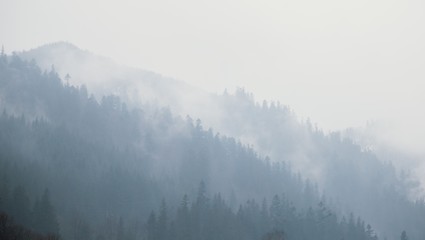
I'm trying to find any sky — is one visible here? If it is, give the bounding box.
[1,0,425,154]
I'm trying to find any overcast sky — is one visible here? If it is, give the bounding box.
[2,0,425,154]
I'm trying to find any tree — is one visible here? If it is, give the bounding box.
[0,45,6,63]
[64,73,71,85]
[400,230,408,240]
[262,230,285,240]
[0,174,9,211]
[116,217,125,240]
[176,195,191,240]
[196,181,208,208]
[270,195,283,230]
[193,181,209,240]
[147,211,157,240]
[0,45,5,63]
[70,213,92,240]
[33,189,59,235]
[366,224,377,240]
[157,199,168,240]
[9,185,31,227]
[0,212,60,240]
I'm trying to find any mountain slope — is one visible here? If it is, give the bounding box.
[0,51,386,240]
[19,42,211,116]
[14,43,425,240]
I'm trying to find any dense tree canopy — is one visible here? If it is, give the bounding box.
[0,53,423,240]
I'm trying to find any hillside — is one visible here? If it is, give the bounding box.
[19,42,210,116]
[7,44,425,239]
[0,50,389,240]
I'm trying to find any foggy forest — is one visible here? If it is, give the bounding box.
[0,42,424,240]
[1,1,425,240]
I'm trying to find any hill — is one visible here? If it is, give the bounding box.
[10,44,425,239]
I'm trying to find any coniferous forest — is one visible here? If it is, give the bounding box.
[0,46,424,240]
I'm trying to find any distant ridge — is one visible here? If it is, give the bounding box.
[18,41,207,113]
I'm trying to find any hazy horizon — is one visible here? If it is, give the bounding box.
[2,0,425,158]
[2,2,425,239]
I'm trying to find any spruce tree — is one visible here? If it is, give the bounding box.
[33,189,59,235]
[401,230,408,240]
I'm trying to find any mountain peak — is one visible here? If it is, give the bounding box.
[20,41,92,62]
[30,41,83,53]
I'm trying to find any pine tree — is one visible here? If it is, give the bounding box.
[64,73,71,85]
[270,195,283,230]
[176,195,191,240]
[196,181,209,209]
[194,181,209,240]
[0,45,5,62]
[147,211,157,240]
[0,174,9,211]
[0,45,5,63]
[158,199,168,240]
[116,217,125,240]
[10,185,31,227]
[33,189,59,235]
[400,230,408,240]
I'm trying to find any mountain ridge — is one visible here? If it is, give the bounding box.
[4,44,425,239]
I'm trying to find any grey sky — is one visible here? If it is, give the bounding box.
[2,0,425,154]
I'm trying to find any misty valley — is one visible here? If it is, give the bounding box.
[0,43,424,240]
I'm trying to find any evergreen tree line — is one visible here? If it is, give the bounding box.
[0,157,59,239]
[0,211,59,240]
[143,182,380,240]
[0,52,421,240]
[213,88,425,239]
[0,174,59,236]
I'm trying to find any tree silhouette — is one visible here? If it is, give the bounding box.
[33,189,59,235]
[401,230,408,240]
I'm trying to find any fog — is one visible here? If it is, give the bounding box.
[15,41,425,196]
[2,1,425,240]
[2,0,425,160]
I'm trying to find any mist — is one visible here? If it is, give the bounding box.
[3,0,425,165]
[1,1,425,240]
[2,0,425,121]
[18,42,425,195]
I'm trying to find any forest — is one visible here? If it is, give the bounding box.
[0,48,423,240]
